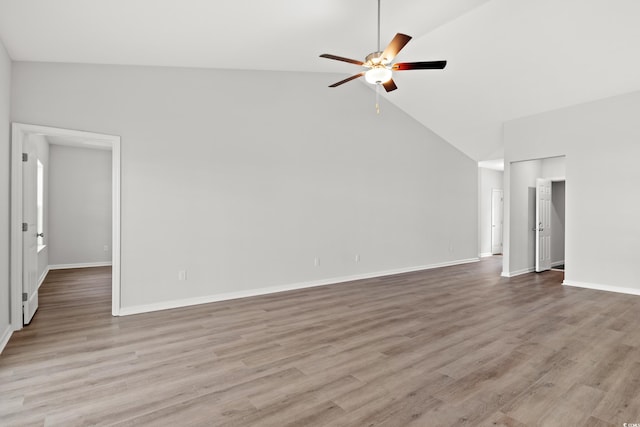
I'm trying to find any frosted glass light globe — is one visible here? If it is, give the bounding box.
[365,67,392,84]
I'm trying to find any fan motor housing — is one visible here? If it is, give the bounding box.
[365,51,389,66]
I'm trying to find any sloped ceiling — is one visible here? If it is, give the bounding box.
[1,0,639,160]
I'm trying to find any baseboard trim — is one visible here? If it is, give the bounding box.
[49,262,113,270]
[0,324,13,354]
[37,266,50,290]
[119,257,480,316]
[563,280,640,296]
[479,252,493,258]
[552,260,565,267]
[501,267,535,278]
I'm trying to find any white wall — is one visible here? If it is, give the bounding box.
[541,156,566,179]
[11,62,478,312]
[0,38,11,346]
[478,167,503,256]
[49,144,112,266]
[506,159,541,275]
[551,180,565,265]
[504,90,640,293]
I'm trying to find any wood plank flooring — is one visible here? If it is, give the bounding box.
[2,258,640,426]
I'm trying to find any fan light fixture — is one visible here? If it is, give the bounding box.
[365,67,392,85]
[320,0,447,112]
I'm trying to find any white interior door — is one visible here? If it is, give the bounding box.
[491,189,503,254]
[22,137,39,324]
[535,178,552,272]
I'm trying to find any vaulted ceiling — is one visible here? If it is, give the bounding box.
[1,0,639,160]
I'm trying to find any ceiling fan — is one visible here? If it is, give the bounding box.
[320,0,447,93]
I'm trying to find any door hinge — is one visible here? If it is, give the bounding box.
[22,222,28,232]
[22,292,28,302]
[22,153,28,162]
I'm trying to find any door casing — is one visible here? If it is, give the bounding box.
[10,123,122,330]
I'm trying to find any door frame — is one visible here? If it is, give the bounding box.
[10,123,122,329]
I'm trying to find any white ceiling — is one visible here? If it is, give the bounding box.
[1,0,639,161]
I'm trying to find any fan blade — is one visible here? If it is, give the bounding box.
[392,60,447,71]
[329,72,366,88]
[381,33,412,62]
[320,54,364,66]
[382,79,397,92]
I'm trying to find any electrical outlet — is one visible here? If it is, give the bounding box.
[103,245,109,252]
[314,257,320,267]
[178,270,187,281]
[355,254,360,263]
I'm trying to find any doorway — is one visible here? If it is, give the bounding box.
[549,180,565,270]
[10,124,121,330]
[534,178,566,273]
[504,156,565,277]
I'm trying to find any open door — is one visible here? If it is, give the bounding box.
[22,136,39,324]
[535,178,552,272]
[491,189,503,254]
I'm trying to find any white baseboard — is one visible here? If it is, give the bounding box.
[552,260,565,267]
[479,252,493,258]
[49,262,112,270]
[563,280,640,297]
[501,267,535,278]
[37,266,50,290]
[119,257,480,316]
[0,324,13,354]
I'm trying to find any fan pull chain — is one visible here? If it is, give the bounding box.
[375,84,381,114]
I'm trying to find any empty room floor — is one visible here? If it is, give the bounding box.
[1,258,640,426]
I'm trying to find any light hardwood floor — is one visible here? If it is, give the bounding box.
[2,258,640,426]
